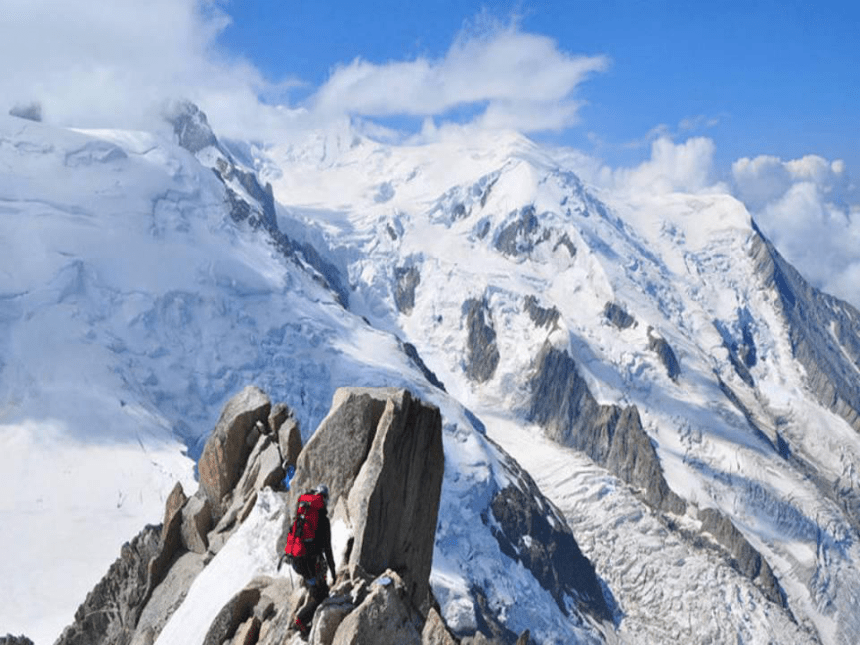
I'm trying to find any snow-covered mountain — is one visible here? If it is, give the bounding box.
[1,104,859,645]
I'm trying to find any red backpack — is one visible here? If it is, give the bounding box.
[285,492,326,560]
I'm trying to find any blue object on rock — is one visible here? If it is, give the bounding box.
[283,463,296,490]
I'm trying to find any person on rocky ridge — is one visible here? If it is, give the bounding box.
[284,484,337,637]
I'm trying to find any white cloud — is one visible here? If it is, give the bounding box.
[732,153,860,308]
[609,137,720,195]
[732,153,849,209]
[309,24,609,133]
[0,0,296,140]
[0,3,607,142]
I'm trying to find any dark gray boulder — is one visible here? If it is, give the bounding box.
[524,295,561,329]
[603,302,635,330]
[647,331,680,381]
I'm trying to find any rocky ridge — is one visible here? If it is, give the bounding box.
[53,385,603,645]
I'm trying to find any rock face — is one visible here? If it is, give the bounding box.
[56,384,592,645]
[402,341,446,391]
[488,474,611,622]
[55,388,295,645]
[463,298,500,383]
[54,526,163,645]
[495,206,549,257]
[750,221,860,433]
[699,508,785,606]
[198,385,271,522]
[529,341,686,515]
[647,332,681,381]
[282,387,445,610]
[395,265,421,314]
[524,295,560,329]
[603,302,635,330]
[163,100,219,154]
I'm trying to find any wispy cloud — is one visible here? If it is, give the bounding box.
[309,21,609,134]
[623,115,723,151]
[1,2,608,142]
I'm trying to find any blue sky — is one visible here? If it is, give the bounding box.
[214,0,859,174]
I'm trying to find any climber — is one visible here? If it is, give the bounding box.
[284,484,336,636]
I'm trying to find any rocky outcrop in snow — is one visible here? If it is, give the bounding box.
[54,383,603,645]
[279,387,444,610]
[464,297,500,383]
[647,329,681,381]
[528,341,686,515]
[487,453,611,623]
[524,295,561,329]
[699,508,786,606]
[395,264,421,314]
[8,102,42,122]
[163,100,219,154]
[602,302,635,330]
